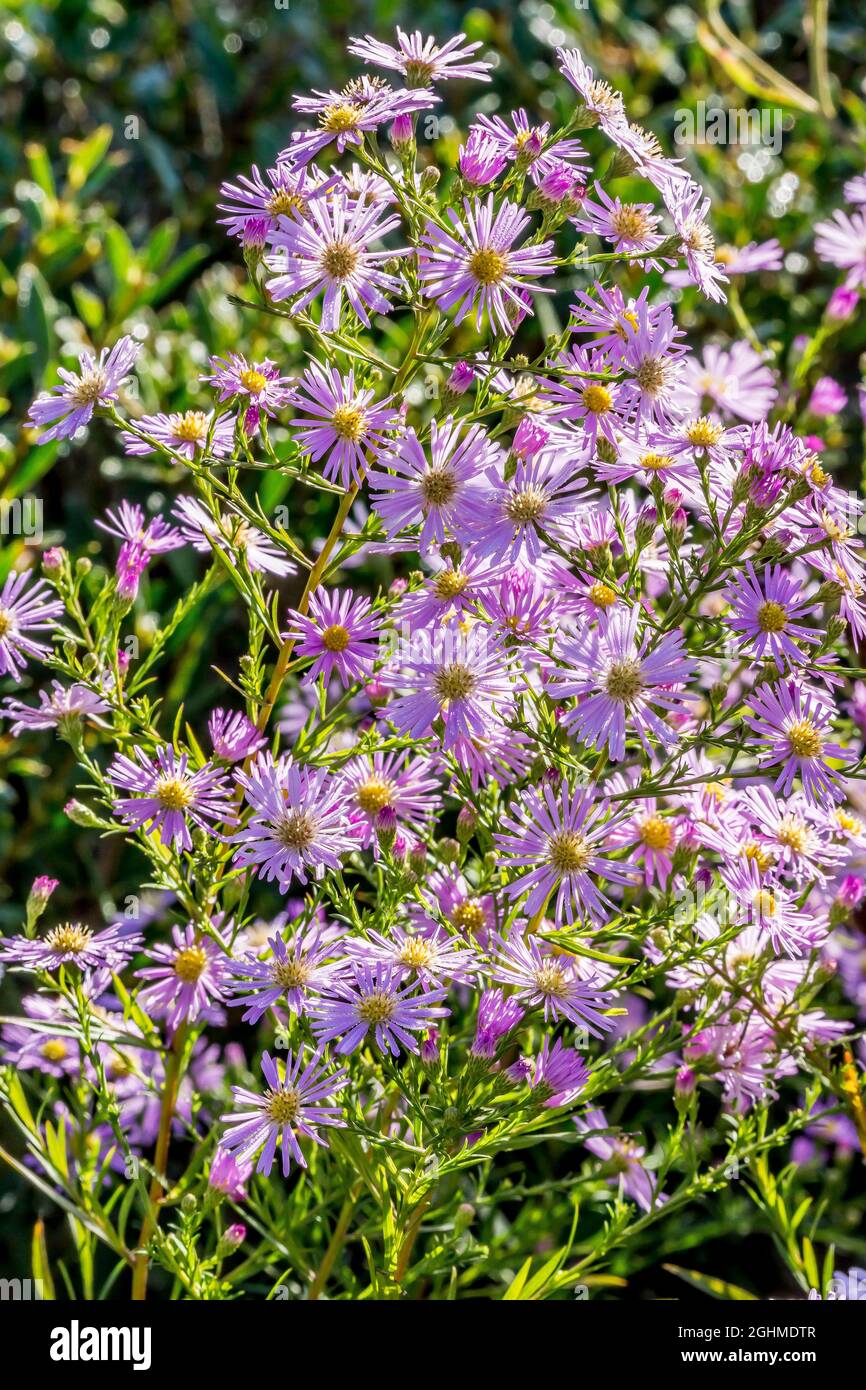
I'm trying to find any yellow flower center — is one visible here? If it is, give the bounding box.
[548,829,591,875]
[239,368,268,394]
[640,452,673,472]
[468,247,508,285]
[434,569,469,600]
[321,239,360,281]
[70,371,107,406]
[534,960,569,997]
[835,811,862,836]
[356,777,394,815]
[635,358,667,394]
[714,244,736,265]
[605,659,644,702]
[450,900,486,934]
[331,403,366,440]
[46,923,92,955]
[757,601,788,634]
[277,811,317,851]
[266,1086,301,1125]
[358,990,396,1025]
[777,817,807,852]
[174,945,208,983]
[322,102,362,133]
[581,383,614,414]
[588,582,617,608]
[612,205,651,240]
[787,721,823,760]
[156,777,194,812]
[267,189,305,218]
[434,661,477,703]
[41,1039,69,1062]
[640,815,672,851]
[399,938,434,969]
[321,623,351,652]
[175,411,209,443]
[686,417,723,447]
[505,485,548,524]
[744,841,774,872]
[273,958,311,990]
[421,467,457,507]
[754,889,777,918]
[0,609,12,637]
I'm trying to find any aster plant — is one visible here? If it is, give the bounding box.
[4,28,866,1309]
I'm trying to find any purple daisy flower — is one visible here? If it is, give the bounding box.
[418,196,556,335]
[0,570,63,682]
[458,130,508,186]
[108,744,234,851]
[491,931,615,1036]
[530,1037,591,1107]
[724,562,821,671]
[96,500,184,557]
[744,679,852,806]
[341,749,440,849]
[465,449,592,565]
[619,301,687,426]
[231,753,356,890]
[368,417,501,551]
[382,623,514,750]
[27,335,140,442]
[227,926,343,1023]
[1,918,141,974]
[557,48,627,136]
[815,207,866,288]
[308,961,450,1057]
[208,1148,252,1201]
[287,84,437,165]
[173,496,296,579]
[289,361,400,489]
[471,110,588,186]
[219,1048,348,1178]
[286,587,381,688]
[494,782,634,926]
[136,923,232,1031]
[208,708,267,763]
[348,28,493,85]
[217,162,333,238]
[203,354,293,434]
[266,194,407,331]
[574,1107,664,1212]
[551,606,697,762]
[121,410,235,461]
[2,680,109,736]
[470,987,525,1057]
[572,184,665,261]
[345,921,477,988]
[666,179,728,303]
[680,341,777,422]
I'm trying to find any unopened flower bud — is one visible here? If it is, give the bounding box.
[456,805,478,842]
[217,1223,247,1256]
[635,502,658,548]
[42,547,65,573]
[437,837,460,865]
[25,876,59,936]
[375,804,397,851]
[419,165,440,193]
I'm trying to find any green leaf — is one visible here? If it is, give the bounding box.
[32,1220,55,1300]
[663,1264,758,1300]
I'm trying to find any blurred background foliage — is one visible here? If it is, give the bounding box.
[1,0,866,1293]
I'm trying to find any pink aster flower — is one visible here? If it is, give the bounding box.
[2,680,109,737]
[458,129,508,186]
[551,606,697,762]
[0,570,63,681]
[217,161,333,237]
[345,921,477,989]
[208,708,266,763]
[494,782,634,927]
[574,1107,665,1211]
[172,496,296,578]
[556,48,627,136]
[471,110,588,186]
[231,753,356,890]
[418,196,556,335]
[136,923,232,1031]
[808,376,847,417]
[815,207,866,287]
[530,1036,591,1107]
[289,361,400,489]
[108,744,234,850]
[0,919,141,974]
[121,409,235,461]
[724,562,820,671]
[27,335,140,442]
[348,28,493,85]
[286,587,381,687]
[341,748,441,849]
[368,417,501,551]
[382,623,514,749]
[492,930,615,1036]
[203,354,293,434]
[266,194,407,330]
[744,679,853,806]
[287,85,438,165]
[572,184,666,261]
[665,179,728,303]
[470,987,525,1058]
[96,500,184,557]
[227,925,343,1023]
[308,961,449,1057]
[219,1047,348,1178]
[680,341,777,422]
[464,449,593,565]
